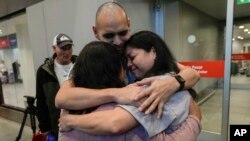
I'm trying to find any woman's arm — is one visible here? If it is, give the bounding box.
[59,97,201,137]
[168,97,202,140]
[55,80,142,110]
[150,115,201,141]
[59,105,138,135]
[151,99,201,141]
[55,80,114,110]
[134,63,200,118]
[59,112,201,141]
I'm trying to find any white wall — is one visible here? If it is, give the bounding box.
[117,0,153,33]
[26,2,48,72]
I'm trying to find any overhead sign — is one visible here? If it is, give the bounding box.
[237,0,250,5]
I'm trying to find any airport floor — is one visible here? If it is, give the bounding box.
[0,74,250,141]
[0,116,33,141]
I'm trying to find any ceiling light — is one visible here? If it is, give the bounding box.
[237,36,244,40]
[239,25,244,29]
[244,29,249,32]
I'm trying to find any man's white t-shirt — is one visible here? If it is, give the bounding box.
[54,61,73,86]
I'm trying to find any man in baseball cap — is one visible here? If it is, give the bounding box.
[36,33,77,140]
[52,33,74,65]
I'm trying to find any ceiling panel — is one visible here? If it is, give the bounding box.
[182,0,250,20]
[181,0,250,40]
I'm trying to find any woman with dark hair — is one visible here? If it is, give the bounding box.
[120,30,198,137]
[70,41,125,89]
[64,41,125,116]
[124,30,196,98]
[59,33,200,141]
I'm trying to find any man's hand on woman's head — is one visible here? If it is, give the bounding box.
[134,76,179,119]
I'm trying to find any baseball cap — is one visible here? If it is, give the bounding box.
[53,33,73,48]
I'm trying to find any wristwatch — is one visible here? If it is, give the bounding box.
[174,75,185,91]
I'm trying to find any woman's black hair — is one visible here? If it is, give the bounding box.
[71,41,125,89]
[124,30,179,77]
[124,30,197,99]
[69,41,125,113]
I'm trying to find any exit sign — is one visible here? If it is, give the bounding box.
[237,0,250,5]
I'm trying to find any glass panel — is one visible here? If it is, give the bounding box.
[230,0,250,129]
[164,0,228,140]
[0,13,35,109]
[178,0,226,133]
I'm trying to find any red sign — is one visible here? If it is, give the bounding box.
[180,60,225,78]
[231,53,250,60]
[0,36,9,49]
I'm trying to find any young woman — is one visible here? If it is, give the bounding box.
[59,32,201,141]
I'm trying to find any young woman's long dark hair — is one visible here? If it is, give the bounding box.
[124,31,197,99]
[71,41,125,89]
[69,41,125,113]
[124,30,179,78]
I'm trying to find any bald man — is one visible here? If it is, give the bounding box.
[92,2,131,47]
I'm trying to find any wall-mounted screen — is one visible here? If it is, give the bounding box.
[0,33,17,49]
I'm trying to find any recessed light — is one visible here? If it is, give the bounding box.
[237,36,244,40]
[244,29,249,32]
[239,25,244,29]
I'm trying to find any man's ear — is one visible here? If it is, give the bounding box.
[52,45,56,51]
[92,26,99,39]
[127,17,131,32]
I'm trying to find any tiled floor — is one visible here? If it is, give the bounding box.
[0,116,33,141]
